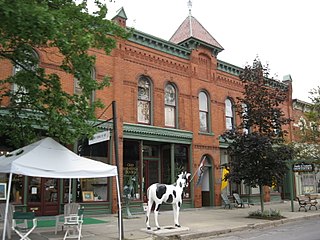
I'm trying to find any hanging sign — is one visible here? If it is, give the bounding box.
[292,162,314,172]
[89,130,110,145]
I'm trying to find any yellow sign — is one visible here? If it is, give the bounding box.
[221,168,229,190]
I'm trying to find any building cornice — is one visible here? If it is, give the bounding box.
[123,123,193,144]
[129,30,191,59]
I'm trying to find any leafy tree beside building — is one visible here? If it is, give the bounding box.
[292,86,320,164]
[222,58,293,212]
[0,0,130,148]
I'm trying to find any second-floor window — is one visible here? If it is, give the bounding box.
[74,68,96,105]
[138,76,151,124]
[199,91,209,132]
[164,83,176,127]
[225,98,234,130]
[12,50,38,103]
[242,103,249,134]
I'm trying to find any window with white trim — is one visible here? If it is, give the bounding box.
[138,76,151,124]
[199,91,209,132]
[165,83,176,127]
[225,98,234,130]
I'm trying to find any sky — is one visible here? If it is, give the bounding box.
[102,0,320,103]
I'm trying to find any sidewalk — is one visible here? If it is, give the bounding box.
[2,201,320,240]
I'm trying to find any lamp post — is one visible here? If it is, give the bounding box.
[82,101,123,239]
[112,101,124,239]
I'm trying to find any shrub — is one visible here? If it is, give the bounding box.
[248,208,284,220]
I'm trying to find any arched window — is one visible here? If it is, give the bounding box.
[225,98,234,130]
[12,49,38,103]
[74,68,96,105]
[164,83,177,127]
[138,76,152,124]
[199,91,209,132]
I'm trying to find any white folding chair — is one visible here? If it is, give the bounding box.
[12,211,37,240]
[55,203,80,234]
[63,207,84,240]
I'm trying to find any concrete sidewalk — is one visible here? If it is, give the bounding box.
[2,201,320,239]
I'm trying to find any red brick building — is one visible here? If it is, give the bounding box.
[0,8,294,215]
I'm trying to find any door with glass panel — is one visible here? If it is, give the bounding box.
[27,177,59,215]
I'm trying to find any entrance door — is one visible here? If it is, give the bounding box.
[27,177,59,216]
[143,160,159,202]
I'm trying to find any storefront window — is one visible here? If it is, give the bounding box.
[123,141,140,200]
[80,178,108,201]
[0,174,24,203]
[77,138,110,202]
[175,145,190,198]
[162,147,171,184]
[174,145,188,175]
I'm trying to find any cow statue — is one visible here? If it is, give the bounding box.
[146,171,191,230]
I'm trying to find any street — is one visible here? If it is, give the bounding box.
[198,217,320,240]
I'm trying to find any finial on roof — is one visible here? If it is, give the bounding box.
[187,0,192,16]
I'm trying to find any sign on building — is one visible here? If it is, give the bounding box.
[292,162,314,172]
[89,130,110,145]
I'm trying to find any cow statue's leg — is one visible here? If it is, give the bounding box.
[173,203,181,227]
[154,203,161,230]
[146,198,153,230]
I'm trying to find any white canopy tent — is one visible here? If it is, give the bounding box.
[0,137,122,240]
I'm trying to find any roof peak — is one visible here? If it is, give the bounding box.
[169,15,223,51]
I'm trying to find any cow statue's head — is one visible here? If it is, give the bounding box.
[177,171,191,188]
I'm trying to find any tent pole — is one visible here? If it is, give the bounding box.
[116,175,122,240]
[2,172,12,240]
[68,178,72,203]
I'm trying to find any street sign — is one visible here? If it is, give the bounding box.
[89,130,110,145]
[292,162,314,172]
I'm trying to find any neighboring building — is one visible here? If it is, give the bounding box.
[0,7,294,215]
[292,99,320,196]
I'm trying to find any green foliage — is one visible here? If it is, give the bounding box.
[248,208,284,220]
[223,132,292,188]
[222,58,293,211]
[0,0,130,147]
[236,58,292,142]
[305,87,320,143]
[292,86,320,163]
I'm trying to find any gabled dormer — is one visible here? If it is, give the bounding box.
[169,15,223,57]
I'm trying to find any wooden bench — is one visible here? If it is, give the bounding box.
[296,196,318,212]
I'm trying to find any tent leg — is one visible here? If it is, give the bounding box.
[116,175,122,240]
[2,172,12,240]
[68,178,72,203]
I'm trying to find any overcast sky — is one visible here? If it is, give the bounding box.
[103,0,319,103]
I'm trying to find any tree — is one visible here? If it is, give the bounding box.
[222,58,293,212]
[292,86,320,164]
[0,0,130,148]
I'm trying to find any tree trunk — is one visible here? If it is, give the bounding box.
[259,184,264,212]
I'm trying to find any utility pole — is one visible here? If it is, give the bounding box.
[112,101,124,239]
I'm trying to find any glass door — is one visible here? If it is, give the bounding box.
[43,178,59,215]
[27,177,59,216]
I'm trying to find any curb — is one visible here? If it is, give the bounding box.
[169,213,320,240]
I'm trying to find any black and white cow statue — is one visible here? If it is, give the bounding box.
[146,171,191,230]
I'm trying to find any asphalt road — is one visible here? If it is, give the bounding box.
[198,217,320,240]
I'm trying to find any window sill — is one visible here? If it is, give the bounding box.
[198,131,215,136]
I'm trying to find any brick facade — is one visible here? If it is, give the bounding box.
[0,8,294,213]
